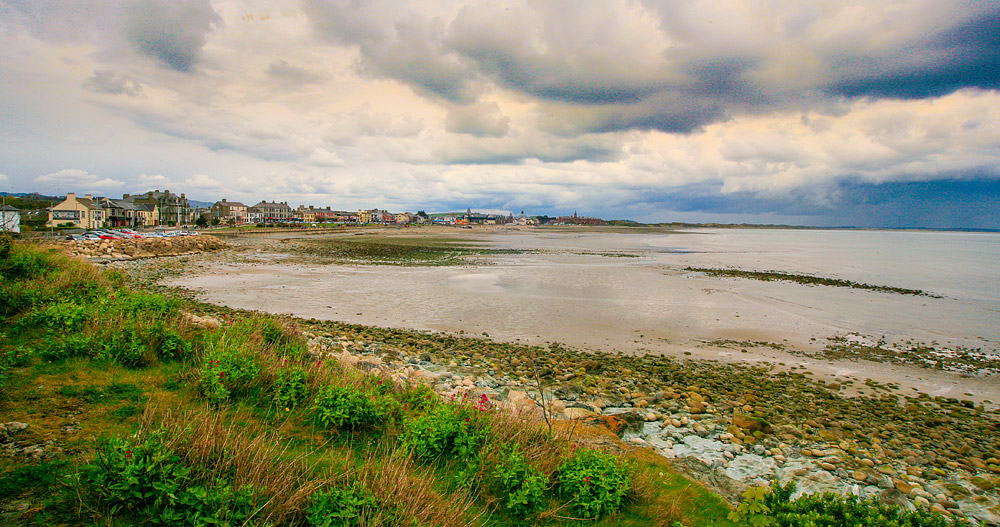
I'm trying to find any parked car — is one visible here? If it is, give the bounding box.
[82,232,102,240]
[93,230,122,240]
[65,234,84,241]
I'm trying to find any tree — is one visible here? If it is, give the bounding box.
[210,218,220,226]
[195,216,208,228]
[416,210,428,218]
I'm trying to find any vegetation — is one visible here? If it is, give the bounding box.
[685,267,938,297]
[729,483,971,527]
[291,235,527,266]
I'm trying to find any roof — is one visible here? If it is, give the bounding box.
[72,196,103,210]
[252,201,292,210]
[215,201,247,208]
[0,204,19,211]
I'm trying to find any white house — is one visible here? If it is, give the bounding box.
[0,204,19,233]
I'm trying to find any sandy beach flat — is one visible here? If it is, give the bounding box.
[165,227,1000,405]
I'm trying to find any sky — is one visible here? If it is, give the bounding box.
[1,0,999,229]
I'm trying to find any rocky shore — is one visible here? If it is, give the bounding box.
[47,235,228,261]
[270,321,1000,526]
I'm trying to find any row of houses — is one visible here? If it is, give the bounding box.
[38,190,426,230]
[13,189,557,233]
[45,190,194,230]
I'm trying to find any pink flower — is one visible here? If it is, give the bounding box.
[125,450,132,459]
[584,476,590,483]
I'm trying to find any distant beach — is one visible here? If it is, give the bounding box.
[162,226,1000,405]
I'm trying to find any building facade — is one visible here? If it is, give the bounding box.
[124,190,192,226]
[211,199,248,225]
[0,204,20,233]
[47,193,106,229]
[250,201,293,222]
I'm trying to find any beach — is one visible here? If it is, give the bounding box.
[162,226,1000,405]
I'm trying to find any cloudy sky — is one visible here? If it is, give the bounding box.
[2,0,999,228]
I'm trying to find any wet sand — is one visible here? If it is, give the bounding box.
[165,227,1000,405]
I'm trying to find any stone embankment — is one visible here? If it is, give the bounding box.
[268,329,1000,526]
[54,235,228,260]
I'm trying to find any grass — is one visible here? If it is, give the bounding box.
[0,237,731,526]
[685,267,939,297]
[290,234,527,266]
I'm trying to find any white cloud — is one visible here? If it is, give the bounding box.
[137,174,172,188]
[34,169,124,190]
[307,148,345,167]
[183,174,223,189]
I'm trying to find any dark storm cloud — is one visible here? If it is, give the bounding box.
[82,70,143,97]
[122,0,221,72]
[639,176,1000,230]
[828,9,1000,99]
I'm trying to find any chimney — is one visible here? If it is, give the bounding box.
[66,192,76,200]
[123,193,130,199]
[84,194,92,200]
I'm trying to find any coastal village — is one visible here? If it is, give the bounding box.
[0,189,609,234]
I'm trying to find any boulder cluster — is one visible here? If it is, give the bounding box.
[52,235,227,260]
[296,326,1000,526]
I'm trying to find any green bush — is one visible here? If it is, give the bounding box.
[729,482,972,527]
[307,485,379,527]
[311,385,388,430]
[81,434,258,526]
[394,382,439,412]
[557,449,633,520]
[200,347,261,405]
[491,444,548,518]
[34,300,87,330]
[402,403,490,462]
[41,334,93,362]
[0,241,54,281]
[274,364,309,409]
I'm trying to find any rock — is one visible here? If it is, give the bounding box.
[564,407,597,419]
[732,414,763,433]
[820,462,836,471]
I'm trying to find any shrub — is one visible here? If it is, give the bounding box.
[0,241,54,281]
[729,482,973,527]
[41,334,93,362]
[491,444,547,518]
[81,434,258,526]
[311,385,387,430]
[200,348,261,405]
[394,383,438,412]
[274,364,309,409]
[558,449,633,520]
[34,300,87,330]
[307,485,379,527]
[402,403,490,462]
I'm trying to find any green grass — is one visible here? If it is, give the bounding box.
[685,267,939,297]
[291,235,527,266]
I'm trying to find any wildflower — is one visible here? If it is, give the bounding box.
[125,450,132,459]
[285,407,290,412]
[219,371,226,378]
[571,443,578,452]
[584,476,590,483]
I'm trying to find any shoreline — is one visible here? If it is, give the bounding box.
[107,231,1000,525]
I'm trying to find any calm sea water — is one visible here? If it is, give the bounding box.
[658,229,1000,304]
